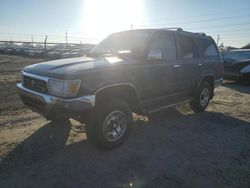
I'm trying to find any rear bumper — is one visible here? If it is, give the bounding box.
[17,83,95,119]
[214,78,223,88]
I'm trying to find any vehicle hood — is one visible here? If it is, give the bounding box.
[23,56,125,79]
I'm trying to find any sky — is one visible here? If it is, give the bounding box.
[0,0,250,47]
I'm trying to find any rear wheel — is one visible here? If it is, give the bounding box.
[190,81,211,113]
[86,98,132,150]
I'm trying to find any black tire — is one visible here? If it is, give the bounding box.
[86,98,132,150]
[190,81,211,113]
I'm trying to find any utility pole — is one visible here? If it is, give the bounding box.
[65,32,68,47]
[44,35,47,49]
[130,24,133,30]
[31,35,33,46]
[216,34,220,46]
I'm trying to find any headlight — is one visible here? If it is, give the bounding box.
[48,79,81,97]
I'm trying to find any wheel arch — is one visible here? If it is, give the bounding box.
[94,83,141,113]
[196,74,215,99]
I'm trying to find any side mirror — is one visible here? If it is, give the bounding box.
[147,48,162,61]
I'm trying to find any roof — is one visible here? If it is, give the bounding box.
[120,28,211,39]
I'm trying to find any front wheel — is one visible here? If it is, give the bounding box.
[190,81,211,113]
[86,98,132,150]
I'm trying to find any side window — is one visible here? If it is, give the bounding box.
[178,36,196,59]
[197,38,219,58]
[148,33,176,60]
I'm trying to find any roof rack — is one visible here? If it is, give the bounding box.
[163,27,183,31]
[195,32,206,36]
[162,28,207,36]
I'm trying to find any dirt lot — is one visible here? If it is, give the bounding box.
[0,54,250,188]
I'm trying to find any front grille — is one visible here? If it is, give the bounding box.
[23,75,48,93]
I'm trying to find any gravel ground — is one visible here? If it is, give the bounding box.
[0,54,250,188]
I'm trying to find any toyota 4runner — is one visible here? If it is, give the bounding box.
[17,28,224,149]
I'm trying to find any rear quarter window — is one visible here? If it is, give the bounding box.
[197,37,219,58]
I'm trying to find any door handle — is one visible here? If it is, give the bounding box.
[173,64,180,68]
[197,63,203,66]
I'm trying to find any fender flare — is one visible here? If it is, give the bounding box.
[93,83,141,112]
[195,73,214,98]
[94,83,138,96]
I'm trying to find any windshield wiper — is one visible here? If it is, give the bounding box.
[88,50,132,59]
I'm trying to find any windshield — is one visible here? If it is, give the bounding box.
[222,51,250,61]
[89,30,152,58]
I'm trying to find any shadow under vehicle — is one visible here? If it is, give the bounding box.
[1,110,250,187]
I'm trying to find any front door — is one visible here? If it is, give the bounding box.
[138,32,183,108]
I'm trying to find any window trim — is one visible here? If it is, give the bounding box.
[146,31,177,61]
[195,37,219,59]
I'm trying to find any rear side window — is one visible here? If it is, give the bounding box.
[178,36,196,59]
[148,33,177,60]
[197,38,218,58]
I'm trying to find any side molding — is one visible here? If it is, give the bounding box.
[94,83,138,95]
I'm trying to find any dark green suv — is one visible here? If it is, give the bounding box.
[17,28,224,149]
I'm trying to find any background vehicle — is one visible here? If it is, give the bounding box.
[221,49,250,84]
[17,28,223,149]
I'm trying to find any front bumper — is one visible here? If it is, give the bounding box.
[17,83,95,119]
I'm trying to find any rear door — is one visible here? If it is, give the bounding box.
[195,37,223,81]
[177,34,203,95]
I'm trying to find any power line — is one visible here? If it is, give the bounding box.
[63,9,250,33]
[137,7,250,24]
[1,7,249,38]
[184,22,250,30]
[1,17,250,39]
[1,24,250,40]
[137,14,250,28]
[220,28,250,32]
